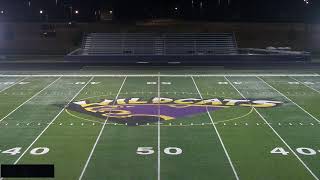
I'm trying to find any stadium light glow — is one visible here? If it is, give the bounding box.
[75,10,79,14]
[0,10,4,14]
[40,10,43,14]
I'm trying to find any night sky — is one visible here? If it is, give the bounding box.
[0,0,319,22]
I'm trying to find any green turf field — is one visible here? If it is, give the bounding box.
[0,73,319,180]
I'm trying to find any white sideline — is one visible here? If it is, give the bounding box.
[0,74,318,77]
[13,76,94,165]
[225,76,319,180]
[0,77,28,93]
[288,76,320,94]
[78,76,127,180]
[257,76,320,123]
[0,77,62,124]
[191,76,240,180]
[157,74,161,180]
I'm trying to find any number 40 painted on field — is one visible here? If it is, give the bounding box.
[271,147,317,156]
[137,147,182,155]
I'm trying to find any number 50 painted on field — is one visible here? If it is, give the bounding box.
[137,147,182,155]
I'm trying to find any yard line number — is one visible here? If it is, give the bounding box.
[271,147,319,156]
[137,147,182,155]
[0,82,30,85]
[1,147,49,156]
[74,82,100,85]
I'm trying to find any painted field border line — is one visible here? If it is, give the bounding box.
[0,74,318,78]
[0,77,62,124]
[224,76,319,180]
[13,76,94,165]
[157,74,161,180]
[257,76,320,123]
[288,76,320,94]
[191,76,240,180]
[78,76,127,180]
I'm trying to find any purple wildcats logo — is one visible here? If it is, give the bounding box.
[66,97,282,125]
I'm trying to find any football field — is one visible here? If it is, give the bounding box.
[0,72,320,180]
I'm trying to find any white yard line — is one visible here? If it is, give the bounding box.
[224,76,319,180]
[191,76,240,180]
[0,77,29,93]
[0,74,318,78]
[157,73,161,180]
[0,77,62,124]
[257,76,320,123]
[78,76,127,180]
[288,76,320,94]
[13,76,94,165]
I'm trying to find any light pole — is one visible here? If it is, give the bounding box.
[303,0,311,51]
[39,9,43,21]
[69,6,73,21]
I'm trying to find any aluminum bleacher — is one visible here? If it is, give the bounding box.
[66,33,310,64]
[82,33,237,55]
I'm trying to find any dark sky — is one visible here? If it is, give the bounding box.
[0,0,318,22]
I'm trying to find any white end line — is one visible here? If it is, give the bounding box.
[288,76,320,94]
[257,76,320,123]
[224,76,319,180]
[78,76,127,180]
[157,73,161,180]
[0,77,62,124]
[13,76,94,165]
[191,76,240,180]
[0,74,318,78]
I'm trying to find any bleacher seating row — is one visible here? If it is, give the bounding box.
[81,33,238,55]
[65,33,310,64]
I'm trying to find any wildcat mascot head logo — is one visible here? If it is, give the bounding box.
[67,97,282,126]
